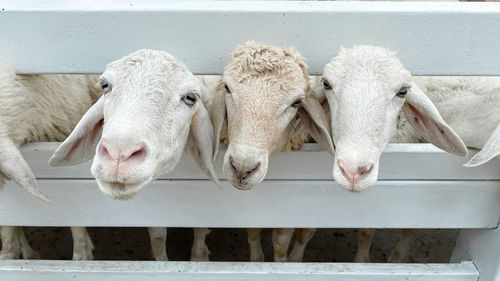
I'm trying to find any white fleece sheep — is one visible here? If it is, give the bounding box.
[315,45,499,262]
[365,76,500,263]
[50,49,220,262]
[0,62,100,260]
[209,42,334,262]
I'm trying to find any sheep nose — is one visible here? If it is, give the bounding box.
[229,156,261,183]
[100,139,147,162]
[338,159,373,186]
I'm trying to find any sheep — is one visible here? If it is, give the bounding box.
[49,49,220,262]
[313,45,499,262]
[0,62,101,260]
[210,41,334,262]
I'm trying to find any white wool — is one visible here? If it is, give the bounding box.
[0,64,100,146]
[0,62,100,261]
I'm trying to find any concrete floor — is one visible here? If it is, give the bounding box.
[19,227,458,262]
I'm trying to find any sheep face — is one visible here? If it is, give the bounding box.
[211,42,334,190]
[221,76,305,189]
[316,45,466,192]
[50,49,219,200]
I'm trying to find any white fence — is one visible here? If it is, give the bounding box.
[0,1,499,280]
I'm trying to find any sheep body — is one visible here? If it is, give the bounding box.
[0,61,101,260]
[210,42,333,262]
[0,65,100,146]
[199,73,313,262]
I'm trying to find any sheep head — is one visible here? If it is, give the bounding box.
[50,49,220,200]
[315,45,467,192]
[211,42,334,190]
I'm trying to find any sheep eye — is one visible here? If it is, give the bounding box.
[182,94,197,106]
[100,79,111,93]
[323,79,332,90]
[224,84,231,94]
[291,99,302,108]
[397,87,408,98]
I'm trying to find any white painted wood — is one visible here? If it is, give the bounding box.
[0,1,498,279]
[1,1,500,75]
[20,143,500,180]
[0,179,498,228]
[452,227,500,281]
[0,260,479,281]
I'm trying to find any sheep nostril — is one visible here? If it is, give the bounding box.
[245,162,261,176]
[101,146,109,158]
[338,159,350,176]
[120,143,147,162]
[360,163,374,175]
[229,156,237,172]
[129,147,145,159]
[99,139,116,160]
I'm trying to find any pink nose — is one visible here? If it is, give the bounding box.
[100,139,147,162]
[338,160,373,186]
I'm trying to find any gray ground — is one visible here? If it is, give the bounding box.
[19,227,457,262]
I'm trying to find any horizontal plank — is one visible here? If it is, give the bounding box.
[21,143,500,180]
[0,179,498,228]
[1,1,500,75]
[0,260,479,281]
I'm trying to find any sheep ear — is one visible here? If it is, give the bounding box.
[311,78,331,117]
[403,83,467,157]
[0,136,49,201]
[187,101,221,187]
[296,93,335,155]
[464,123,500,167]
[209,82,227,162]
[49,97,105,166]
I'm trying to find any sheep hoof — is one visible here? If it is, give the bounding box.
[250,250,265,262]
[72,242,94,260]
[288,250,304,262]
[23,250,41,260]
[0,242,22,260]
[387,251,411,263]
[274,255,288,262]
[353,254,370,263]
[190,246,210,261]
[154,253,168,261]
[72,250,93,261]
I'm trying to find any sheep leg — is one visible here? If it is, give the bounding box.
[387,229,414,263]
[191,228,211,261]
[71,227,94,260]
[288,228,316,262]
[19,228,39,259]
[272,228,294,262]
[148,227,168,261]
[0,226,22,259]
[247,228,264,262]
[354,228,375,262]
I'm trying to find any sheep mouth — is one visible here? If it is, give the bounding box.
[231,182,254,191]
[96,179,150,200]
